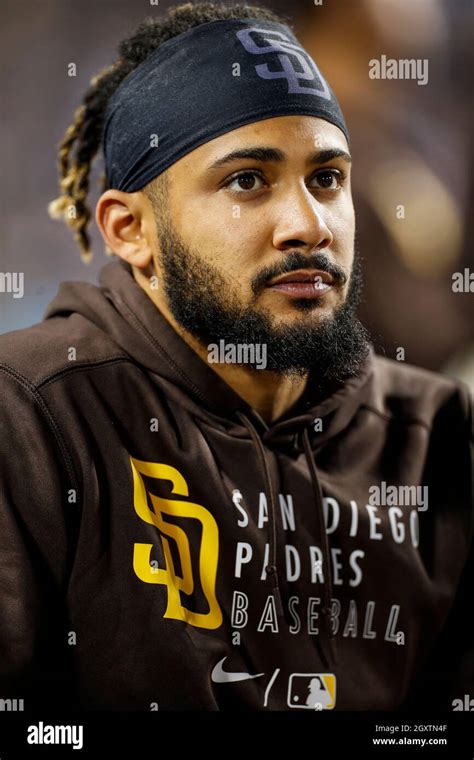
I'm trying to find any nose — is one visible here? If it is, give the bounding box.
[272,185,333,253]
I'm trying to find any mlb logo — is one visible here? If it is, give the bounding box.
[287,673,336,710]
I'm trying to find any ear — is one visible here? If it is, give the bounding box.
[95,189,152,268]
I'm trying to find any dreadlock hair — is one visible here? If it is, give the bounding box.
[47,1,289,264]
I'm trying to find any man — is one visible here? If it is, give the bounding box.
[0,3,472,712]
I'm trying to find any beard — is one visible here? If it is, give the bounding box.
[153,210,371,395]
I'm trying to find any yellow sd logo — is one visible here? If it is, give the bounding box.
[129,456,222,630]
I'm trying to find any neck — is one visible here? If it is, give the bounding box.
[133,265,308,423]
[182,336,308,424]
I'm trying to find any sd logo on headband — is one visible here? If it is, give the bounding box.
[236,27,331,99]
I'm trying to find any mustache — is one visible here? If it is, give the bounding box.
[251,251,348,295]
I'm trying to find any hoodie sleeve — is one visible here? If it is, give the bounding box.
[442,383,474,705]
[401,381,474,711]
[0,367,80,711]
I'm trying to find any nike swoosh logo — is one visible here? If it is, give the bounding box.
[211,656,264,683]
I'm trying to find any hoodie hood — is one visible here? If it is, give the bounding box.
[44,258,376,441]
[44,257,376,669]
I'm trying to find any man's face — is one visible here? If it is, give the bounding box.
[146,115,370,383]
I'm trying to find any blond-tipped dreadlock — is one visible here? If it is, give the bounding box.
[47,1,286,265]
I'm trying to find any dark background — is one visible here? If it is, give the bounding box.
[1,0,473,388]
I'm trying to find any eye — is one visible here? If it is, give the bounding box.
[223,171,265,193]
[310,169,345,191]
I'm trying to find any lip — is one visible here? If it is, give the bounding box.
[266,269,335,287]
[265,269,335,299]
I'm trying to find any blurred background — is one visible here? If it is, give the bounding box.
[1,0,473,388]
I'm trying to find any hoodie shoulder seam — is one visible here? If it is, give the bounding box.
[36,357,132,391]
[0,363,80,495]
[361,403,432,431]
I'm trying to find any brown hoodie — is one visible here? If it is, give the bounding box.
[0,258,472,711]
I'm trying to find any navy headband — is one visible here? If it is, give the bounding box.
[102,18,349,193]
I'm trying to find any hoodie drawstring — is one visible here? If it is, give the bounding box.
[302,427,337,669]
[236,411,285,618]
[237,411,337,669]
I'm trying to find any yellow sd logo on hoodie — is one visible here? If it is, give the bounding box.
[129,456,222,630]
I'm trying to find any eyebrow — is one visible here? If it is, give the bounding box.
[206,146,352,172]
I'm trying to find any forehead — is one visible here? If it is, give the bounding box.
[169,114,350,178]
